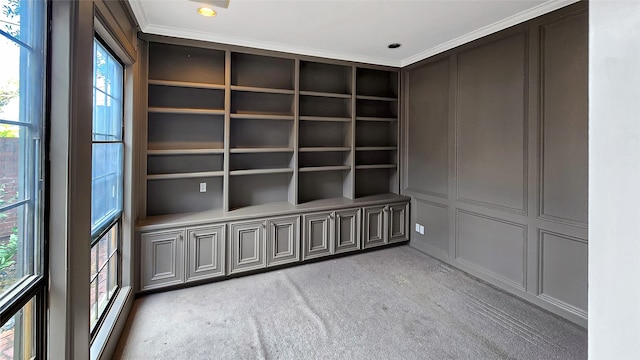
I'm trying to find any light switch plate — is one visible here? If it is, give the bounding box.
[199,182,207,192]
[419,225,425,235]
[415,223,421,232]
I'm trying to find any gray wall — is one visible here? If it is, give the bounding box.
[401,2,587,325]
[589,1,640,358]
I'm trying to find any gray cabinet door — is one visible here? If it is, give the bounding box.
[334,208,361,254]
[388,202,409,243]
[186,225,225,282]
[363,205,386,249]
[267,216,300,267]
[141,229,185,291]
[229,220,266,274]
[302,212,332,260]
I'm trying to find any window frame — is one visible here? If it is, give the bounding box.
[89,35,124,338]
[0,0,49,358]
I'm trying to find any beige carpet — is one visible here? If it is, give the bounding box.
[114,245,586,359]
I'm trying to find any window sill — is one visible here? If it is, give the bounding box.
[90,286,133,360]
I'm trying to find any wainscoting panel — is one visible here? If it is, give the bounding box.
[456,210,526,289]
[405,58,449,198]
[456,32,527,214]
[539,10,588,225]
[402,2,588,326]
[539,231,588,314]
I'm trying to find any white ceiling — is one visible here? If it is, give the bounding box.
[128,0,579,67]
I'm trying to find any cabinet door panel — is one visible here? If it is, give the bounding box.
[303,212,332,260]
[141,229,185,290]
[388,202,409,243]
[229,220,266,274]
[334,208,361,254]
[363,206,386,248]
[267,216,300,267]
[186,225,225,282]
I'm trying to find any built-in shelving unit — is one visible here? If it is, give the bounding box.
[142,39,400,219]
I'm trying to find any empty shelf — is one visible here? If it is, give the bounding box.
[356,164,396,170]
[147,171,224,180]
[356,146,397,151]
[147,149,224,155]
[148,107,225,115]
[299,165,351,172]
[300,90,351,99]
[356,95,397,102]
[230,147,294,153]
[148,79,225,90]
[231,85,294,95]
[229,168,294,176]
[299,147,351,152]
[230,113,294,121]
[356,117,397,122]
[299,116,352,122]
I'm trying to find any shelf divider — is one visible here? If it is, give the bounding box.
[355,146,397,151]
[147,171,224,180]
[147,149,224,155]
[300,90,351,99]
[299,165,351,173]
[299,116,351,122]
[148,107,225,115]
[230,85,295,95]
[230,113,294,121]
[229,147,294,153]
[148,79,225,90]
[356,116,397,122]
[355,94,397,102]
[299,147,351,152]
[355,164,397,170]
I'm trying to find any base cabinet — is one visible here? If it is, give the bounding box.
[141,229,185,291]
[267,216,300,267]
[303,208,362,260]
[229,220,266,274]
[139,198,409,292]
[302,212,332,260]
[334,208,361,254]
[186,225,226,282]
[363,203,410,249]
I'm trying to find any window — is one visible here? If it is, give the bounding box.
[0,0,46,358]
[90,39,123,333]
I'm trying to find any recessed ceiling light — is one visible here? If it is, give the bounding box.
[197,7,217,17]
[388,43,401,49]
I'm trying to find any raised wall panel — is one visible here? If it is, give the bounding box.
[540,12,588,224]
[267,216,300,267]
[141,230,184,290]
[334,208,360,254]
[388,203,409,243]
[229,220,266,274]
[406,59,449,197]
[456,211,526,288]
[302,212,332,260]
[539,231,588,313]
[363,206,386,248]
[413,200,449,255]
[186,225,225,282]
[457,33,527,213]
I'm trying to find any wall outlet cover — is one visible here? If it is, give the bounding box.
[199,182,207,192]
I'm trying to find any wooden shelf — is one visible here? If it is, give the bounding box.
[147,149,224,155]
[356,164,396,170]
[230,113,294,121]
[299,165,350,173]
[356,146,397,151]
[229,168,294,176]
[147,171,224,180]
[230,147,294,154]
[356,117,397,122]
[148,79,225,90]
[299,147,351,152]
[148,107,225,115]
[231,85,294,95]
[356,95,397,102]
[299,116,351,122]
[300,90,351,99]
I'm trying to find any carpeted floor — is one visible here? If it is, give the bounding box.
[113,245,586,360]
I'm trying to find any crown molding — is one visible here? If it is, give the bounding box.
[127,0,148,30]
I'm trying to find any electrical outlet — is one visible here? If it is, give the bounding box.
[419,225,425,235]
[415,223,421,233]
[199,182,207,193]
